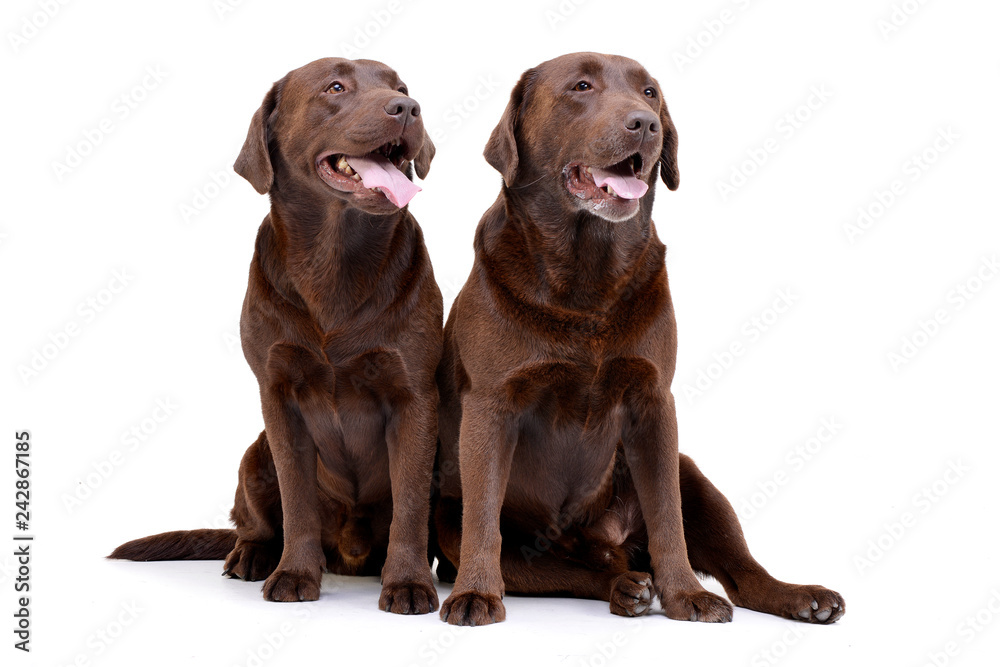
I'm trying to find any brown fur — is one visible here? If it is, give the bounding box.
[111,58,441,614]
[433,52,845,626]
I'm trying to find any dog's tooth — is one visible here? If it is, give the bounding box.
[337,156,349,171]
[584,166,592,175]
[352,173,360,181]
[343,164,354,175]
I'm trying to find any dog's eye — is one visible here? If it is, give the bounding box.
[573,81,592,92]
[397,86,408,95]
[326,82,345,94]
[644,87,657,98]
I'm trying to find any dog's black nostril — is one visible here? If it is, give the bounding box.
[625,109,658,134]
[385,96,419,119]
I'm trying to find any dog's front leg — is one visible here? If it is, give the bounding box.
[379,389,440,614]
[258,342,329,602]
[623,388,733,622]
[439,395,514,626]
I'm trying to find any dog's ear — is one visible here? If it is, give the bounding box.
[658,94,680,191]
[414,130,435,180]
[234,77,284,195]
[484,68,536,187]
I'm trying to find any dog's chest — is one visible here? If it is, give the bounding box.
[329,347,413,406]
[308,347,412,506]
[502,354,660,520]
[503,354,660,426]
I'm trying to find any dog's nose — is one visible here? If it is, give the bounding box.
[625,109,659,135]
[384,96,420,119]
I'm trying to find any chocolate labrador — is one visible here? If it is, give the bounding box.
[433,52,845,625]
[111,58,441,614]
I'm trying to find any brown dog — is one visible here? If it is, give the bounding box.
[433,52,845,626]
[111,58,442,614]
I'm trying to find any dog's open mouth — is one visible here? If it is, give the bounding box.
[564,153,648,202]
[316,138,419,208]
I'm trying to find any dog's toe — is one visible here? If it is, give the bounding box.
[223,541,281,581]
[766,584,845,624]
[793,586,845,624]
[661,589,733,623]
[439,591,505,626]
[262,569,320,602]
[379,580,439,615]
[610,571,654,617]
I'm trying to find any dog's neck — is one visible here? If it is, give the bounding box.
[479,187,666,312]
[266,191,416,328]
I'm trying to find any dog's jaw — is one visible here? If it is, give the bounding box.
[561,152,653,222]
[315,136,420,212]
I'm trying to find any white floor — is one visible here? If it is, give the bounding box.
[18,546,990,667]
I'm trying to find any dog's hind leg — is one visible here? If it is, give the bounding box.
[223,430,284,582]
[501,543,654,618]
[435,496,653,618]
[679,454,845,624]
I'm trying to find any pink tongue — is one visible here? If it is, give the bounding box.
[590,163,648,200]
[345,154,421,208]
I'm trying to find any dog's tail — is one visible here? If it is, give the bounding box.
[108,529,237,561]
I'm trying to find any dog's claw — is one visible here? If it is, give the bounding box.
[757,584,845,624]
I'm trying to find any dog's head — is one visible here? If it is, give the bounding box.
[235,58,435,215]
[485,52,678,223]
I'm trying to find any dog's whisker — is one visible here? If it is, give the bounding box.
[508,174,548,190]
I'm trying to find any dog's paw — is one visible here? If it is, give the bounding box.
[440,590,505,626]
[776,584,845,624]
[661,588,733,623]
[261,569,321,602]
[223,541,281,581]
[379,580,439,615]
[610,571,653,617]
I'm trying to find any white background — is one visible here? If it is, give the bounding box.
[3,0,999,665]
